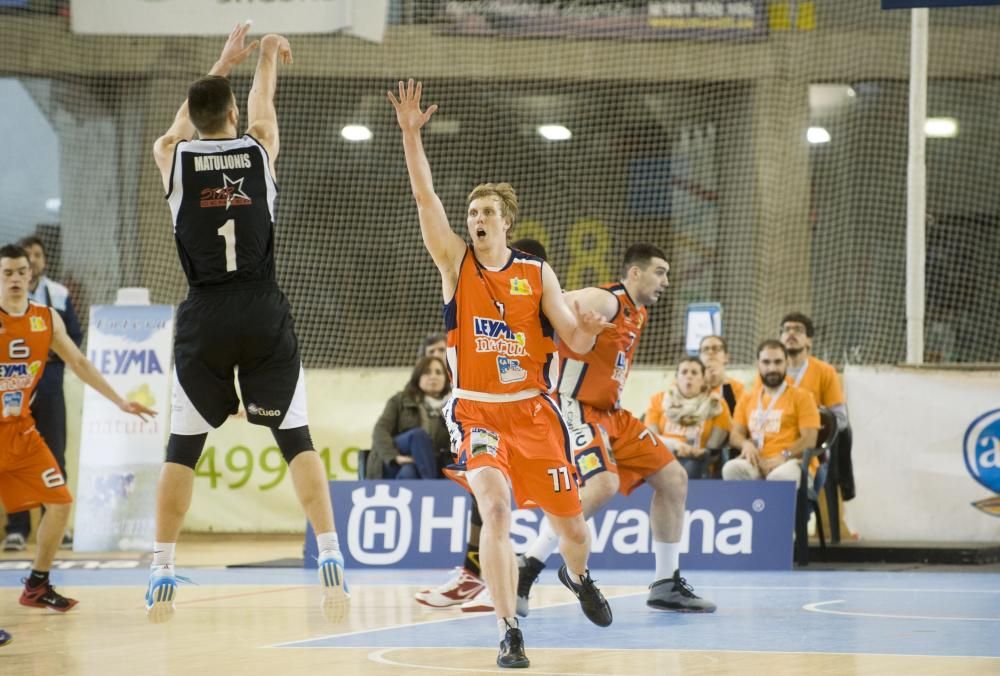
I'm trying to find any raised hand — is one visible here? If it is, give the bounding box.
[218,21,260,69]
[261,34,293,65]
[573,300,615,337]
[387,79,438,133]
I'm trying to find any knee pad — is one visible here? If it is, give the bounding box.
[272,425,314,464]
[165,433,208,469]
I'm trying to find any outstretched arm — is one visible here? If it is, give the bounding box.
[153,21,259,191]
[246,33,292,176]
[540,266,615,354]
[387,79,466,296]
[48,311,156,420]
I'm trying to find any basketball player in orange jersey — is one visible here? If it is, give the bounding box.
[389,79,614,669]
[517,244,717,615]
[0,244,155,613]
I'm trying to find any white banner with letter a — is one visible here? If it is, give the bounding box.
[73,305,174,552]
[71,0,389,42]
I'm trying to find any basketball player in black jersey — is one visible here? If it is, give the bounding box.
[147,22,348,624]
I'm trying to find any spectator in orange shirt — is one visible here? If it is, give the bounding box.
[779,312,848,431]
[698,335,745,416]
[645,357,731,479]
[725,340,819,488]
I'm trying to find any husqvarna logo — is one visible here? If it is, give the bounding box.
[964,408,1000,517]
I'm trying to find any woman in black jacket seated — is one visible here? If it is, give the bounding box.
[367,356,452,479]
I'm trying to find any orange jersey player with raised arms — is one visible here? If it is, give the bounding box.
[389,79,614,670]
[0,244,155,616]
[517,244,718,617]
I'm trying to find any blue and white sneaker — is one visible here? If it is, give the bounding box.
[318,549,350,622]
[0,628,12,647]
[145,565,178,624]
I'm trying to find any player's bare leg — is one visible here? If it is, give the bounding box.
[645,462,715,612]
[546,512,612,627]
[469,467,527,668]
[518,471,619,616]
[20,502,77,612]
[289,450,349,622]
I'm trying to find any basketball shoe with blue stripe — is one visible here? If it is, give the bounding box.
[318,549,350,622]
[145,565,178,624]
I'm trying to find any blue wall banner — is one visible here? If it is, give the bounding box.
[441,1,767,40]
[73,304,174,552]
[306,479,795,570]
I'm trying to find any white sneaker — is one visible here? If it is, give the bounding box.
[3,533,26,552]
[318,549,351,623]
[414,567,484,608]
[460,584,494,613]
[145,564,177,624]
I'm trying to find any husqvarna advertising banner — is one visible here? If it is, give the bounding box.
[305,480,796,570]
[73,305,173,552]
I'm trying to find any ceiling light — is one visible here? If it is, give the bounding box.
[537,125,572,142]
[925,117,958,138]
[340,125,372,142]
[807,126,831,144]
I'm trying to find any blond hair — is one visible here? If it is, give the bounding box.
[467,183,519,231]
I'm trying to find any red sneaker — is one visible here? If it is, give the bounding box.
[414,567,484,608]
[20,579,79,612]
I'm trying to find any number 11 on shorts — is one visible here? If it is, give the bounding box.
[547,466,572,493]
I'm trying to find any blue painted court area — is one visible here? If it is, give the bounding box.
[280,569,1000,659]
[2,567,997,658]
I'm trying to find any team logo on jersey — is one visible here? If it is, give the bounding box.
[473,316,528,357]
[497,356,527,384]
[509,278,532,296]
[199,173,252,210]
[30,316,46,332]
[964,408,1000,517]
[0,361,40,391]
[612,351,628,385]
[470,428,500,458]
[2,391,23,417]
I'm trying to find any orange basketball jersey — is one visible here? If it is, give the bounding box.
[0,302,52,423]
[445,247,558,395]
[558,282,647,410]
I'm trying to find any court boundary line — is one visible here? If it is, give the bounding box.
[802,599,1000,623]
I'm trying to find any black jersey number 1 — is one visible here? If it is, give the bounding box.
[217,219,237,272]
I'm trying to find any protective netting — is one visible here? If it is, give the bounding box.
[2,1,999,367]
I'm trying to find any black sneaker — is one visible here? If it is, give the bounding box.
[646,570,716,613]
[515,555,545,618]
[19,579,78,612]
[497,626,529,668]
[557,565,612,627]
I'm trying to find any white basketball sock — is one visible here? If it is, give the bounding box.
[317,531,341,555]
[653,540,680,583]
[152,542,175,568]
[525,518,560,564]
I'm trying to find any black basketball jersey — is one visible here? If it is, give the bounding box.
[166,135,277,288]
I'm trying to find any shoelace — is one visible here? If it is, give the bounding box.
[674,575,697,597]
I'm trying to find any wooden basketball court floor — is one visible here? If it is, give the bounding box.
[1,536,997,675]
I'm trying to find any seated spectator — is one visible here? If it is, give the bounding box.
[419,331,446,363]
[368,356,452,479]
[645,357,731,479]
[724,340,819,488]
[698,335,745,416]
